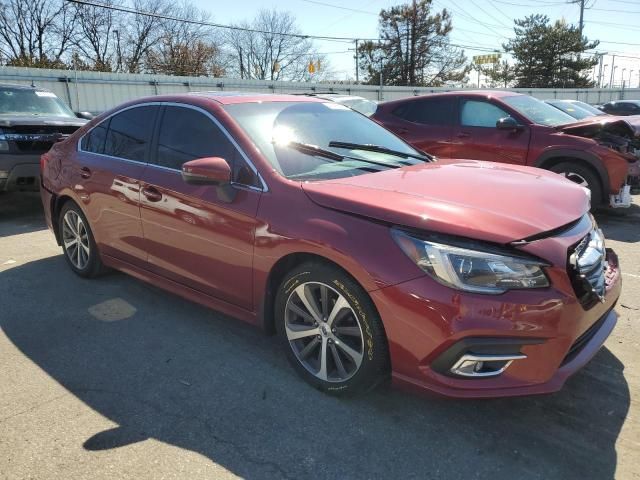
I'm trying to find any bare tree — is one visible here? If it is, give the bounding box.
[226,9,328,81]
[73,0,122,71]
[121,0,171,73]
[0,0,77,67]
[144,1,226,76]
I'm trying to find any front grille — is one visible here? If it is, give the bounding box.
[14,140,54,153]
[568,228,607,310]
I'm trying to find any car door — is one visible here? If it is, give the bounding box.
[139,104,263,310]
[382,97,456,157]
[449,98,531,165]
[77,104,159,267]
[620,103,640,116]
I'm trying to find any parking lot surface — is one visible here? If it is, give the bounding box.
[1,192,639,480]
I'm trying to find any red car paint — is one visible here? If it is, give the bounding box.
[373,90,635,205]
[40,93,621,398]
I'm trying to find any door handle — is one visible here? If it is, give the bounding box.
[142,186,162,202]
[456,132,470,138]
[79,167,92,179]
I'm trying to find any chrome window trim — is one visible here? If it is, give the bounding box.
[77,100,268,192]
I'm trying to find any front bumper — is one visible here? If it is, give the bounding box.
[0,154,41,192]
[371,250,622,399]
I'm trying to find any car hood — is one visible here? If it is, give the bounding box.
[0,115,87,128]
[559,116,640,138]
[301,160,590,244]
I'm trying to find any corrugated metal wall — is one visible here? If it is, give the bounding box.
[0,66,636,112]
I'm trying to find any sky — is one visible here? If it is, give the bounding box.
[192,0,640,86]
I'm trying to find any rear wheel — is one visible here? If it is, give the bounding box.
[550,162,603,207]
[275,262,389,395]
[59,201,104,278]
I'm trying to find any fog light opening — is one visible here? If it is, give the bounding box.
[450,353,526,378]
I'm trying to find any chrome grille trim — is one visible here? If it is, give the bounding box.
[569,228,607,303]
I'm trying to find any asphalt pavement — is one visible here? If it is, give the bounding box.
[0,192,639,479]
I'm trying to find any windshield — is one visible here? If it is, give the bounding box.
[503,95,576,127]
[548,101,596,120]
[225,101,425,181]
[335,98,378,117]
[572,101,606,116]
[0,88,75,118]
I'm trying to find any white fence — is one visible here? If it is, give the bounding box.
[0,66,637,113]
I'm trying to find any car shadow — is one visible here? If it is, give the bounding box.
[0,192,47,237]
[0,256,630,479]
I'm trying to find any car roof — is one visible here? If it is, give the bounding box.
[0,83,50,91]
[186,91,325,105]
[381,89,521,106]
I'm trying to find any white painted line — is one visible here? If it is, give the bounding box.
[622,272,640,279]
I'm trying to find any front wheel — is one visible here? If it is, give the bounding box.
[275,262,389,395]
[550,162,603,208]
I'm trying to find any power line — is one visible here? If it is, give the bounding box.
[297,0,377,15]
[64,0,504,53]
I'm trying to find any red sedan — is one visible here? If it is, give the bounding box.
[40,93,621,398]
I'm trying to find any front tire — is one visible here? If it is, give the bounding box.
[550,162,603,208]
[59,201,104,278]
[275,262,389,395]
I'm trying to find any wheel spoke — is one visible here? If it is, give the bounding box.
[317,338,328,381]
[76,239,82,266]
[285,323,320,341]
[335,326,361,337]
[76,214,82,235]
[335,338,363,365]
[329,342,348,379]
[64,238,78,250]
[287,302,316,324]
[64,214,77,236]
[298,337,320,359]
[294,285,322,323]
[326,295,349,327]
[320,285,329,318]
[80,241,90,254]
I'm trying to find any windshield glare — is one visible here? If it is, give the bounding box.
[0,88,75,118]
[225,101,424,180]
[503,95,576,127]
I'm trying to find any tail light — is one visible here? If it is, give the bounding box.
[40,152,49,172]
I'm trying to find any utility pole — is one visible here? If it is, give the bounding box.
[609,55,616,88]
[355,39,359,84]
[578,0,585,36]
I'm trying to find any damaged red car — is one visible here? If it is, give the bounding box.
[373,91,639,208]
[40,93,621,398]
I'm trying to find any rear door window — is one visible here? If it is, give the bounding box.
[103,106,158,162]
[393,98,455,125]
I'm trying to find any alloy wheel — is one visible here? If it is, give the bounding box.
[284,282,364,383]
[62,210,91,270]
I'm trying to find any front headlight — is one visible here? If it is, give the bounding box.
[392,229,549,294]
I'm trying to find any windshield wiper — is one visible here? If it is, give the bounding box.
[328,141,433,162]
[280,141,344,161]
[276,141,403,169]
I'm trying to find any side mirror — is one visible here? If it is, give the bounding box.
[496,116,522,131]
[75,111,95,120]
[181,157,236,202]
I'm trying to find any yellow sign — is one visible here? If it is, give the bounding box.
[308,61,316,74]
[473,54,501,65]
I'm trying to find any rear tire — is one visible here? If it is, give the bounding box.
[549,162,603,208]
[275,262,389,396]
[58,201,105,278]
